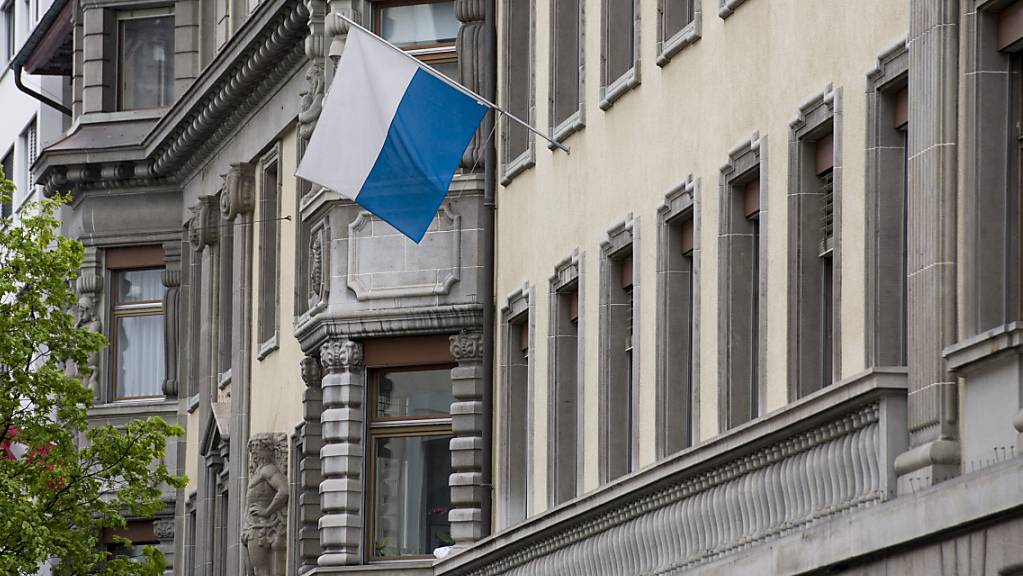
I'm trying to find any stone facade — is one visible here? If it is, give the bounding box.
[11,0,1023,575]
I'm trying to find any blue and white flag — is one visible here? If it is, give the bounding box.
[296,25,488,243]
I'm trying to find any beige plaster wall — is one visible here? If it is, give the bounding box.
[494,0,909,517]
[249,126,306,436]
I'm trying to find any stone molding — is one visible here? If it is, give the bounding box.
[319,339,363,372]
[719,0,748,19]
[450,331,486,547]
[189,196,221,250]
[450,331,485,362]
[434,369,909,576]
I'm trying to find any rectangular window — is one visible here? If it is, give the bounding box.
[550,0,581,134]
[1,150,12,218]
[599,229,635,484]
[501,289,530,526]
[661,0,693,44]
[549,272,579,506]
[368,366,454,558]
[601,0,638,107]
[102,520,159,560]
[2,1,13,64]
[111,265,166,399]
[219,216,234,381]
[503,0,532,169]
[257,150,280,351]
[20,120,36,193]
[374,0,459,79]
[116,9,175,110]
[818,161,835,388]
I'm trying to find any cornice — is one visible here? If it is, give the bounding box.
[39,0,310,195]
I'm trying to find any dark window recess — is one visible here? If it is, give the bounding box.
[551,0,581,128]
[605,0,635,83]
[504,0,532,161]
[662,0,693,41]
[819,170,835,388]
[258,155,280,347]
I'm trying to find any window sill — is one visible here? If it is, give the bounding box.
[78,108,167,125]
[548,110,585,150]
[500,146,536,186]
[304,559,434,575]
[599,67,640,111]
[719,0,750,19]
[656,17,702,67]
[257,334,279,361]
[944,321,1023,374]
[88,397,176,418]
[218,369,232,391]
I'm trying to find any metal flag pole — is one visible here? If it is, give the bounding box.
[335,12,570,154]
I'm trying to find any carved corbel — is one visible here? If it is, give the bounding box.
[161,241,182,397]
[456,0,487,169]
[73,265,104,392]
[220,163,256,221]
[189,195,221,250]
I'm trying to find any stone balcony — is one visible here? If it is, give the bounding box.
[435,368,909,576]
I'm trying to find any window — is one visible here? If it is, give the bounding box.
[374,0,459,79]
[116,9,175,110]
[2,1,13,65]
[599,220,636,484]
[502,0,533,178]
[500,289,531,526]
[549,255,581,505]
[550,0,583,138]
[656,0,700,65]
[257,149,280,352]
[110,258,166,400]
[368,366,454,558]
[600,0,638,108]
[788,87,841,400]
[102,521,159,560]
[1,151,12,219]
[219,211,234,382]
[20,119,36,193]
[658,180,698,456]
[720,139,764,429]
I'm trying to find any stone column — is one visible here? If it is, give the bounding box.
[153,517,176,575]
[221,163,257,576]
[893,0,961,493]
[318,338,364,565]
[456,0,487,169]
[449,332,485,548]
[298,355,324,572]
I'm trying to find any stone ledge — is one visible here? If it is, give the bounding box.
[944,321,1023,374]
[307,559,434,576]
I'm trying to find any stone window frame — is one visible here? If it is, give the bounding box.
[865,40,909,368]
[656,176,700,457]
[719,0,750,19]
[656,0,701,67]
[217,190,234,390]
[547,251,584,506]
[598,215,639,484]
[960,0,1023,342]
[719,132,768,431]
[500,0,536,184]
[256,144,281,360]
[183,493,197,575]
[787,83,843,401]
[499,284,534,528]
[599,0,641,110]
[548,0,585,145]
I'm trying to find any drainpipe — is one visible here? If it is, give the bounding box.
[480,0,497,540]
[13,64,72,117]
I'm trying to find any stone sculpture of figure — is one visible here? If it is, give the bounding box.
[76,292,101,390]
[242,433,288,576]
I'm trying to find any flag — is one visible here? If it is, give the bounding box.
[296,25,488,243]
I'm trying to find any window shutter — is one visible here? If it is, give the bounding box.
[815,133,834,176]
[680,217,694,255]
[620,254,633,289]
[26,124,36,187]
[743,178,761,219]
[894,88,908,130]
[519,322,530,354]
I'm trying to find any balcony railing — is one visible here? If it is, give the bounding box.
[435,368,908,576]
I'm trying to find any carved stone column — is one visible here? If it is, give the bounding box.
[456,0,487,169]
[162,241,182,397]
[318,339,364,565]
[73,247,103,395]
[893,0,961,493]
[298,356,324,572]
[153,518,176,576]
[449,332,485,547]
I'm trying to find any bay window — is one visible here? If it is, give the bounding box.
[111,265,165,399]
[374,0,459,80]
[117,8,175,110]
[368,366,454,558]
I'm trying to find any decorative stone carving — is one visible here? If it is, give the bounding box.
[242,433,289,576]
[220,163,257,220]
[152,518,175,541]
[299,61,325,141]
[319,339,363,372]
[161,257,181,397]
[301,355,324,386]
[308,219,330,311]
[73,271,103,391]
[450,331,484,361]
[189,196,220,249]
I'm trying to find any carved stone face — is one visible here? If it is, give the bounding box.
[77,293,96,322]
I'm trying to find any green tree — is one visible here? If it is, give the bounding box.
[0,169,185,575]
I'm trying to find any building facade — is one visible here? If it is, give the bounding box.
[8,0,1023,575]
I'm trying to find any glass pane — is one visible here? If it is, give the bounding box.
[116,314,165,398]
[116,269,164,303]
[119,15,175,110]
[372,434,453,557]
[379,1,458,48]
[375,368,453,419]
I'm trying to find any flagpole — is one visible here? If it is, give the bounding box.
[335,12,570,154]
